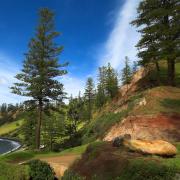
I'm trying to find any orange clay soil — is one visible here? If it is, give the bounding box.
[104,114,180,142]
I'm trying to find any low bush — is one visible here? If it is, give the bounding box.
[28,159,55,180]
[62,170,85,180]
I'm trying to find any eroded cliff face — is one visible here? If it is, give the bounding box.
[104,114,180,142]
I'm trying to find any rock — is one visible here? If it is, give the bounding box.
[112,136,124,147]
[112,134,131,147]
[138,98,147,106]
[123,139,177,157]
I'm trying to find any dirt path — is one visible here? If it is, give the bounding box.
[40,154,81,177]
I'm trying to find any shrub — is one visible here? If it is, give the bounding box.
[28,159,55,180]
[62,170,85,180]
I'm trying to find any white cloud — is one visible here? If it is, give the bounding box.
[0,52,26,104]
[0,52,86,104]
[99,0,141,70]
[61,74,85,98]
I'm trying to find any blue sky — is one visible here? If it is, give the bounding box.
[0,0,140,104]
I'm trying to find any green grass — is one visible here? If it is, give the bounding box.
[0,162,29,180]
[35,144,88,158]
[0,151,35,163]
[0,119,24,136]
[160,98,180,110]
[82,111,128,144]
[160,143,180,169]
[0,144,88,164]
[116,159,178,180]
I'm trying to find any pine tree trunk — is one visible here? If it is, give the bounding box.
[50,135,52,151]
[167,59,175,86]
[155,61,160,84]
[88,99,91,122]
[36,100,43,150]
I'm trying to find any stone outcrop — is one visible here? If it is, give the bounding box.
[123,139,177,157]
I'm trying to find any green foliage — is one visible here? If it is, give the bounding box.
[96,63,119,108]
[105,63,119,98]
[82,111,127,144]
[116,160,177,180]
[22,110,36,148]
[131,0,179,85]
[121,56,132,85]
[11,8,67,149]
[62,170,85,180]
[28,159,55,180]
[66,97,86,138]
[0,162,29,180]
[84,77,95,121]
[42,110,66,151]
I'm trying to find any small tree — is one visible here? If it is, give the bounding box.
[66,97,85,140]
[95,67,107,108]
[11,8,67,149]
[121,56,132,85]
[132,61,138,73]
[105,63,119,99]
[84,77,95,122]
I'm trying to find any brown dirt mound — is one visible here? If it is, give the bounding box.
[40,154,80,177]
[104,114,180,142]
[71,142,141,180]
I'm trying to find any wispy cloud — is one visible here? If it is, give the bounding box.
[61,74,85,98]
[98,0,141,70]
[0,52,26,104]
[0,52,86,104]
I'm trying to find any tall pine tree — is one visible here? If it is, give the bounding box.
[132,0,180,85]
[11,8,67,149]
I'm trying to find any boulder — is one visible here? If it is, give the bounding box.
[112,136,124,147]
[123,139,177,157]
[112,134,131,147]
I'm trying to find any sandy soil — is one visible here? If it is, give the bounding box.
[40,154,81,177]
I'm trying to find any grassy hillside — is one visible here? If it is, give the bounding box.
[81,86,180,144]
[0,119,24,136]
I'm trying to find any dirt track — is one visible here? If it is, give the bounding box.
[40,154,81,177]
